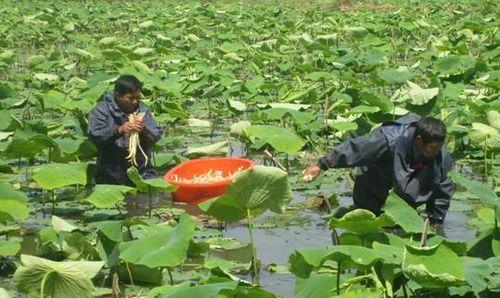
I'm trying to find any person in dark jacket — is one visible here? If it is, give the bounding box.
[87,75,163,185]
[302,114,454,223]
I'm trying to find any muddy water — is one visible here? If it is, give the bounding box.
[13,134,481,298]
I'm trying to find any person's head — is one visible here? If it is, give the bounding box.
[414,116,447,158]
[114,75,142,113]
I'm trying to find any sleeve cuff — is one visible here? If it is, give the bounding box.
[317,158,330,170]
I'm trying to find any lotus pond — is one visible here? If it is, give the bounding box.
[0,0,499,297]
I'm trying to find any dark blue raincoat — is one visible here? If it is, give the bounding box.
[318,114,454,223]
[87,92,163,185]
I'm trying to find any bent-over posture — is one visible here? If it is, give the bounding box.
[302,114,454,223]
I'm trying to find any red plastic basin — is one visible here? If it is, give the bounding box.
[164,157,254,204]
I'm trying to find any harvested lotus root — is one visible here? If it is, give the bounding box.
[126,112,148,167]
[173,167,244,183]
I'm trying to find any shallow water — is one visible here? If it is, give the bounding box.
[12,137,484,297]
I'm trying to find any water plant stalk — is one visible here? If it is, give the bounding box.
[246,208,259,285]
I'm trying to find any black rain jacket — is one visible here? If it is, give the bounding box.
[318,114,454,223]
[87,92,163,185]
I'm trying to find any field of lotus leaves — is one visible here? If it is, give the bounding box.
[0,0,499,297]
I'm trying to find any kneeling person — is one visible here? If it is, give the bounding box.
[87,75,163,185]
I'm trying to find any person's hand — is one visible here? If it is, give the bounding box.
[132,117,145,132]
[301,165,321,183]
[118,121,135,135]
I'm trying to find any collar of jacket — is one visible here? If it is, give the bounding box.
[104,92,146,119]
[395,126,443,186]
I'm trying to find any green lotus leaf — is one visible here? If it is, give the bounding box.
[449,172,498,206]
[468,123,500,149]
[85,184,136,209]
[245,125,305,153]
[145,281,238,298]
[0,182,29,223]
[289,245,397,278]
[186,140,228,157]
[381,190,425,234]
[378,69,415,84]
[0,237,22,257]
[14,254,104,298]
[119,213,194,268]
[199,166,293,221]
[32,163,88,190]
[127,167,173,193]
[329,209,396,235]
[403,243,466,288]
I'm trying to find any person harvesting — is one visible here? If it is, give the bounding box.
[87,75,163,185]
[302,114,454,223]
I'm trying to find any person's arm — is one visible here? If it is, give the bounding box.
[317,130,388,170]
[139,109,163,146]
[426,155,454,223]
[87,108,119,145]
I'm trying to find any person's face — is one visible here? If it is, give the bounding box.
[415,135,443,159]
[117,91,141,113]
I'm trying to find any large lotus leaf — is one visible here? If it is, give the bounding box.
[245,125,305,153]
[188,118,210,128]
[41,90,67,110]
[381,191,425,234]
[132,47,154,57]
[0,182,29,223]
[426,235,467,256]
[98,37,120,47]
[402,244,466,288]
[261,107,315,125]
[127,167,174,193]
[329,209,396,235]
[51,215,79,233]
[2,137,47,157]
[434,55,476,76]
[256,103,311,111]
[456,257,491,295]
[449,172,498,206]
[330,121,358,132]
[186,141,228,157]
[227,99,246,113]
[487,111,500,130]
[199,166,293,221]
[349,105,380,114]
[391,81,439,105]
[53,137,84,156]
[359,91,394,113]
[378,69,415,84]
[85,184,136,209]
[295,273,337,298]
[119,213,194,268]
[289,245,397,278]
[145,281,238,298]
[245,75,265,93]
[32,163,88,190]
[468,123,500,149]
[0,237,22,256]
[33,73,58,82]
[230,121,251,137]
[198,195,246,223]
[14,254,104,298]
[344,26,368,38]
[90,221,123,243]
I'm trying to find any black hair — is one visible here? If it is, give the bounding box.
[414,116,446,143]
[114,75,142,96]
